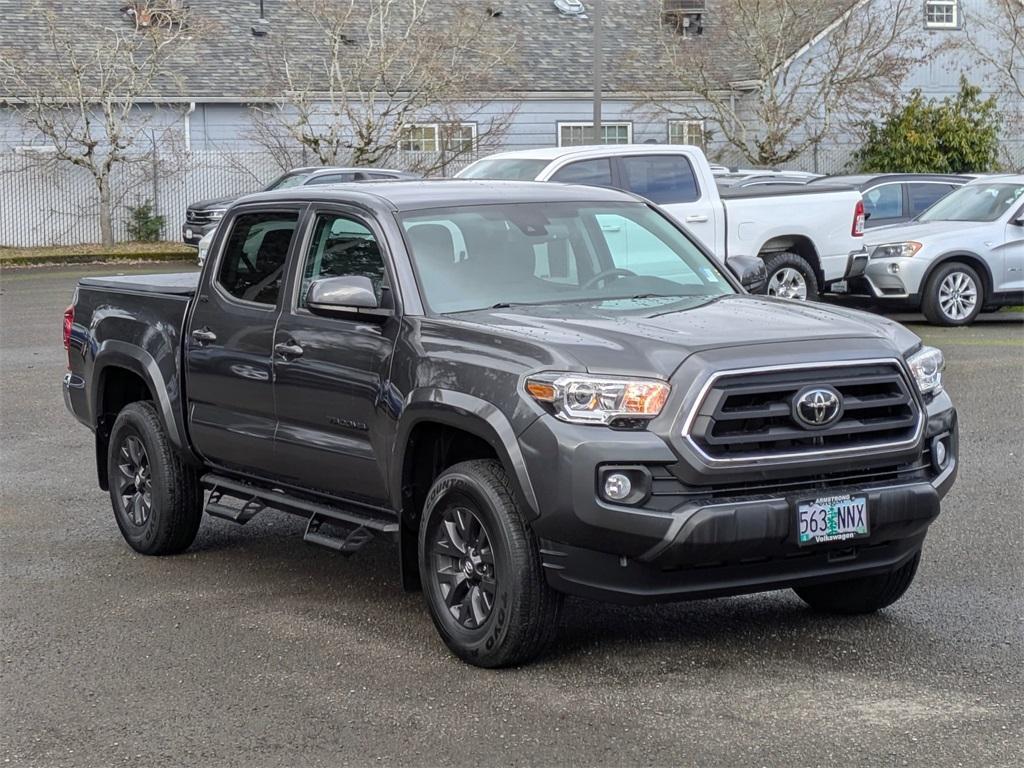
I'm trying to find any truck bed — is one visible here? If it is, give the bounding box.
[717,183,854,200]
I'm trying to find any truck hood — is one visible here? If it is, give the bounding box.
[448,294,917,379]
[187,194,239,211]
[865,219,989,245]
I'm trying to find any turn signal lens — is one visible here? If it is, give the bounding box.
[525,373,670,425]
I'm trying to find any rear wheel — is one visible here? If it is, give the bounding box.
[107,401,203,555]
[922,262,983,326]
[418,459,562,668]
[793,551,921,614]
[763,252,819,301]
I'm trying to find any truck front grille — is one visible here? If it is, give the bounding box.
[185,209,214,226]
[683,360,923,465]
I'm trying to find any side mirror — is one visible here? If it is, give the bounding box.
[726,255,768,294]
[305,275,380,316]
[1013,215,1024,227]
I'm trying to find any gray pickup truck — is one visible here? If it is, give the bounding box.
[63,180,958,667]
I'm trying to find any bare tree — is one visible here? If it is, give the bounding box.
[961,0,1023,119]
[654,0,924,167]
[250,0,517,175]
[0,2,197,245]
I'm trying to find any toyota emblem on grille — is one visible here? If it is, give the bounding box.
[792,386,843,429]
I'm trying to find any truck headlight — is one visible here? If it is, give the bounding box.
[525,373,670,426]
[208,208,227,220]
[870,241,922,259]
[906,346,944,395]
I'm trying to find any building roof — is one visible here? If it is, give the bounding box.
[0,0,859,100]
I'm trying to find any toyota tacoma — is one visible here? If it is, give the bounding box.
[63,180,958,667]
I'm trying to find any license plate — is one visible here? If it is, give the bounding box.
[797,494,868,546]
[185,228,193,239]
[830,280,849,294]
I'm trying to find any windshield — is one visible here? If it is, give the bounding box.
[457,158,550,181]
[919,182,1024,222]
[264,171,314,191]
[400,202,735,314]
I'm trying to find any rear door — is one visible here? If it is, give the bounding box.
[185,206,303,476]
[271,207,399,503]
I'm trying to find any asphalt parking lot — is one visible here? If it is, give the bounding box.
[1,263,1021,767]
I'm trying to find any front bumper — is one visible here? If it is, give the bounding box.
[524,396,958,604]
[835,253,930,302]
[182,221,217,246]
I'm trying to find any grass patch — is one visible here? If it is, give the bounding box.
[0,241,195,266]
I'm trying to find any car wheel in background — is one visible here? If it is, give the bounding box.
[763,252,820,301]
[922,262,983,326]
[418,459,562,668]
[794,550,921,614]
[107,401,203,555]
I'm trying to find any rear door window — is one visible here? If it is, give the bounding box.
[304,173,357,185]
[862,183,904,221]
[908,183,957,216]
[217,212,298,305]
[550,159,613,187]
[619,155,700,204]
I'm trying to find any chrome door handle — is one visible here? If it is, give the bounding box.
[685,214,709,223]
[274,342,304,359]
[191,328,217,345]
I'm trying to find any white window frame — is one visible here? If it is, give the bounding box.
[667,119,706,149]
[924,1,959,29]
[556,121,633,147]
[399,122,478,153]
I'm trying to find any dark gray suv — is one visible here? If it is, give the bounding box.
[64,181,958,667]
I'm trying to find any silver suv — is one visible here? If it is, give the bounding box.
[849,176,1024,325]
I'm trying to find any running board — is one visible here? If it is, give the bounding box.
[303,513,375,556]
[201,473,399,539]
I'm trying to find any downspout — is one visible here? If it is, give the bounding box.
[184,101,196,153]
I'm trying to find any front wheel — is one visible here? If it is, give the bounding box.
[763,252,819,301]
[793,551,921,614]
[418,459,562,668]
[922,262,983,326]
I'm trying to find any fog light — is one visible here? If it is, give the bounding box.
[888,262,901,274]
[934,439,947,468]
[603,473,632,501]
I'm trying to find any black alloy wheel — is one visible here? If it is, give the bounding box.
[430,504,497,629]
[114,435,153,527]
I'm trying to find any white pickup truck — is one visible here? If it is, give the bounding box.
[458,145,867,301]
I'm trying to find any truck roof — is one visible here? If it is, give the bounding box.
[461,144,703,163]
[235,179,643,212]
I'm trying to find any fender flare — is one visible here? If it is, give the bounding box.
[91,340,187,451]
[390,389,540,519]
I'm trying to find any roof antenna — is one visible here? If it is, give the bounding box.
[252,0,269,37]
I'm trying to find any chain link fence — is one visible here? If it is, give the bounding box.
[0,148,477,248]
[2,142,1022,248]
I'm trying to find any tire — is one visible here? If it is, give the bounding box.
[793,550,921,614]
[107,401,203,555]
[921,262,984,326]
[763,252,820,301]
[418,459,562,668]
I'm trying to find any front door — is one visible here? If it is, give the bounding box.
[271,209,398,504]
[185,207,301,477]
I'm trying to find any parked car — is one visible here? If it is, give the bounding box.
[182,166,420,245]
[457,145,866,301]
[809,173,969,229]
[841,175,1024,325]
[64,180,957,667]
[195,228,214,267]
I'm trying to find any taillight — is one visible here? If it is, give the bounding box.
[852,199,865,237]
[63,304,74,368]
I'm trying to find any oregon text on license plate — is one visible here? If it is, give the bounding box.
[797,494,868,545]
